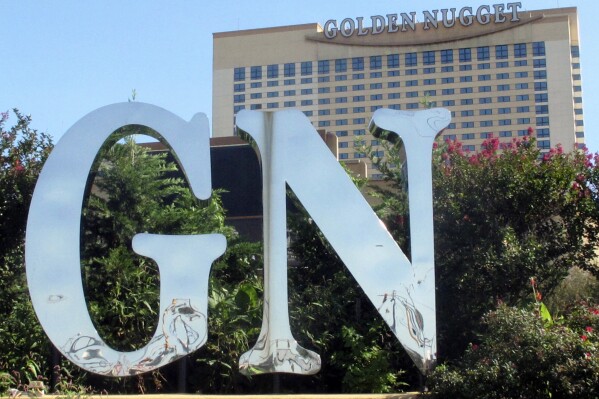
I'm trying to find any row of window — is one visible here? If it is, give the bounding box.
[233,43,547,81]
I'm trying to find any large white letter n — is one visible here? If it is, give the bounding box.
[236,108,450,374]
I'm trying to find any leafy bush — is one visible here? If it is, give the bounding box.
[428,302,599,399]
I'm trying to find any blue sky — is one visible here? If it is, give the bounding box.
[1,0,596,151]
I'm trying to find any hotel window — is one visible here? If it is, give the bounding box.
[388,93,401,99]
[301,99,313,106]
[537,140,550,150]
[234,83,245,92]
[462,145,475,152]
[406,80,418,87]
[339,153,349,159]
[571,46,580,58]
[499,131,512,138]
[352,84,364,91]
[536,117,549,126]
[534,59,546,68]
[406,91,418,98]
[447,122,456,129]
[461,110,474,117]
[442,77,454,84]
[406,103,419,109]
[233,94,245,103]
[478,74,491,81]
[498,96,510,102]
[514,43,527,58]
[573,62,580,69]
[424,78,436,85]
[480,121,493,127]
[405,52,417,66]
[267,102,278,109]
[477,46,490,61]
[534,82,548,91]
[388,81,400,88]
[335,86,348,92]
[576,120,584,127]
[515,83,529,90]
[352,57,364,71]
[354,117,366,124]
[480,109,492,115]
[353,73,365,79]
[250,93,262,99]
[354,152,366,159]
[424,67,435,74]
[532,42,546,56]
[354,129,366,135]
[496,73,509,80]
[267,81,278,87]
[534,70,547,80]
[373,150,384,158]
[462,122,474,128]
[535,93,548,102]
[284,79,295,85]
[283,63,295,77]
[459,48,472,62]
[515,71,528,78]
[516,106,529,113]
[406,68,418,75]
[423,51,436,65]
[284,101,296,107]
[353,106,365,113]
[460,76,472,82]
[514,60,528,67]
[335,59,347,73]
[318,76,330,83]
[301,78,312,84]
[251,66,262,80]
[233,105,244,113]
[479,97,492,104]
[370,72,382,78]
[389,104,401,110]
[478,63,490,70]
[387,54,400,68]
[300,88,312,95]
[537,128,550,137]
[336,131,348,137]
[425,90,436,96]
[318,121,330,127]
[442,89,454,95]
[388,70,400,77]
[573,74,581,80]
[495,45,508,59]
[284,90,296,96]
[479,86,491,93]
[267,64,278,78]
[318,98,331,105]
[250,104,262,110]
[318,87,331,94]
[442,100,455,106]
[370,56,382,69]
[575,108,583,115]
[574,97,583,104]
[234,67,245,81]
[498,84,510,91]
[517,118,531,124]
[535,105,549,114]
[441,66,454,72]
[336,97,348,103]
[462,133,475,140]
[267,91,278,98]
[480,132,493,138]
[336,108,348,115]
[498,107,511,114]
[461,87,473,94]
[370,94,382,101]
[516,94,529,101]
[301,61,312,75]
[499,119,512,126]
[460,64,473,71]
[353,95,365,102]
[441,49,453,64]
[496,61,509,68]
[318,60,329,74]
[371,105,383,112]
[318,109,330,116]
[370,83,383,89]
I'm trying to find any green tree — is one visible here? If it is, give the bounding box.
[368,132,599,359]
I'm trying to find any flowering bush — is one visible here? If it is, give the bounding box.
[428,301,599,399]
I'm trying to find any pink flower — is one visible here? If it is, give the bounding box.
[471,344,479,351]
[581,335,588,341]
[586,326,594,333]
[585,352,592,359]
[527,126,534,135]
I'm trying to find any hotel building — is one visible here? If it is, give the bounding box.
[213,5,584,178]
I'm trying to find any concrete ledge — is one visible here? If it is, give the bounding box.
[36,394,421,399]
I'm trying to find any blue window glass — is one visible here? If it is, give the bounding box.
[514,43,527,58]
[459,48,472,62]
[352,57,364,71]
[284,63,295,77]
[370,55,382,69]
[234,67,245,81]
[387,54,399,68]
[495,45,508,59]
[441,49,453,64]
[423,51,436,65]
[251,66,262,80]
[318,60,329,74]
[533,42,545,56]
[301,61,312,75]
[335,59,347,73]
[477,46,490,60]
[405,52,417,67]
[267,64,278,78]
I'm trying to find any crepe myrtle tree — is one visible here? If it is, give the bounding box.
[364,129,599,359]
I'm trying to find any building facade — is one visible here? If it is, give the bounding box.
[213,5,584,178]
